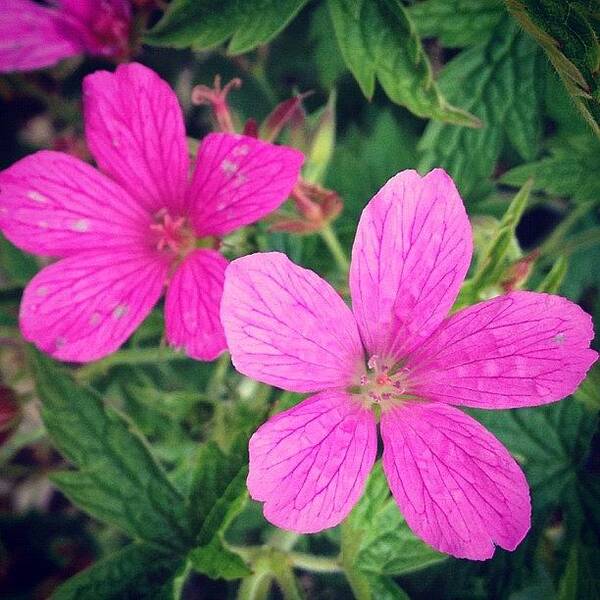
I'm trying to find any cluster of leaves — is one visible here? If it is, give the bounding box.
[1,0,599,599]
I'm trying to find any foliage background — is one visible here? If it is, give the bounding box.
[0,1,599,598]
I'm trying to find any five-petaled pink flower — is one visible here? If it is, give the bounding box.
[0,0,133,73]
[221,169,597,560]
[0,62,303,362]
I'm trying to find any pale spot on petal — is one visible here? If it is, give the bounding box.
[27,190,48,203]
[113,304,128,319]
[90,312,101,326]
[36,286,48,297]
[71,219,90,232]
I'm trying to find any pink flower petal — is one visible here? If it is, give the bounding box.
[248,390,377,533]
[381,402,531,560]
[0,0,83,72]
[350,169,472,360]
[189,133,304,237]
[83,63,189,215]
[407,291,598,409]
[0,151,151,257]
[165,249,228,361]
[221,252,364,392]
[20,249,168,362]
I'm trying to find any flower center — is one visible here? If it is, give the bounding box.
[150,208,195,257]
[352,355,414,411]
[89,5,130,58]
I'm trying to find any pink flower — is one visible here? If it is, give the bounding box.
[0,62,304,362]
[221,169,598,560]
[0,0,133,73]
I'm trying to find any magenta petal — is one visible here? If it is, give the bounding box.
[0,0,83,73]
[407,291,598,409]
[165,249,227,361]
[0,151,151,257]
[350,169,472,360]
[20,249,168,362]
[83,63,189,215]
[189,133,304,237]
[248,390,377,533]
[221,252,364,393]
[381,402,531,560]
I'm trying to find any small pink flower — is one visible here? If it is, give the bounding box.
[0,0,133,73]
[221,169,598,560]
[0,62,304,362]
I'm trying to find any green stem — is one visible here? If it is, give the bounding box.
[75,347,188,380]
[319,224,350,274]
[288,551,342,573]
[206,352,230,398]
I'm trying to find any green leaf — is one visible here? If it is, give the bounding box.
[470,399,596,525]
[558,534,600,600]
[188,538,252,580]
[408,0,505,47]
[536,255,568,293]
[470,181,531,291]
[500,134,600,203]
[31,351,192,551]
[0,235,38,287]
[52,543,182,600]
[419,18,544,199]
[326,0,479,126]
[146,0,310,53]
[574,362,600,412]
[506,0,600,136]
[342,463,445,577]
[190,442,248,543]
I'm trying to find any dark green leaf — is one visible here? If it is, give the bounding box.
[31,351,192,551]
[470,399,596,526]
[0,235,38,287]
[500,134,600,203]
[409,0,505,47]
[506,0,600,135]
[558,534,600,600]
[419,18,544,199]
[52,543,182,600]
[327,0,479,125]
[146,0,310,53]
[342,463,445,577]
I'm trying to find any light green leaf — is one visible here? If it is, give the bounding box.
[327,0,479,126]
[419,18,544,199]
[558,535,600,600]
[188,538,252,580]
[31,351,192,551]
[146,0,310,53]
[409,0,505,47]
[536,255,568,293]
[52,542,182,600]
[0,235,38,287]
[500,134,600,204]
[506,0,600,136]
[342,463,445,577]
[470,181,531,291]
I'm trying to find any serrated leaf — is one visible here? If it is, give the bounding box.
[342,463,445,577]
[470,399,596,527]
[327,0,479,126]
[500,134,600,203]
[190,442,248,543]
[188,538,252,581]
[419,18,544,199]
[52,542,182,600]
[408,0,505,47]
[30,351,192,551]
[146,0,310,54]
[506,0,600,136]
